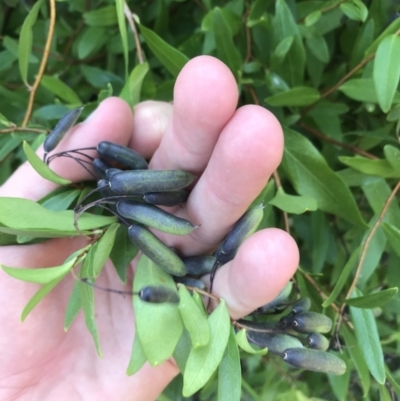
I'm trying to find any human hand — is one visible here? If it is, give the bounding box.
[0,55,299,401]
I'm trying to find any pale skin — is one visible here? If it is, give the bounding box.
[0,56,299,401]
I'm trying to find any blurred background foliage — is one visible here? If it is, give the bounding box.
[1,0,400,400]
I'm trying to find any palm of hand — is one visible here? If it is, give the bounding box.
[0,56,298,401]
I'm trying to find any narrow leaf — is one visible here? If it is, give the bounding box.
[64,280,82,331]
[268,187,317,214]
[339,78,400,104]
[119,63,149,108]
[382,223,400,258]
[91,223,119,277]
[282,128,366,227]
[21,275,66,321]
[178,284,210,348]
[322,246,360,308]
[110,225,138,283]
[23,141,72,185]
[183,300,230,397]
[18,0,43,86]
[115,0,129,77]
[384,145,400,174]
[373,35,400,113]
[339,156,400,178]
[265,87,320,107]
[126,334,147,375]
[139,25,189,78]
[134,255,183,366]
[345,288,398,308]
[218,326,241,401]
[2,259,74,284]
[350,289,385,384]
[213,7,242,79]
[341,324,370,397]
[40,75,82,104]
[79,248,102,356]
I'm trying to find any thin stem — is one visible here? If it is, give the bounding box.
[345,180,400,301]
[299,122,378,159]
[22,0,56,127]
[0,127,48,135]
[124,2,144,64]
[301,53,375,117]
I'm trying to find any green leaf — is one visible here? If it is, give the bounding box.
[235,329,269,355]
[119,63,149,108]
[339,156,400,178]
[126,334,147,376]
[282,128,366,227]
[341,324,370,397]
[340,3,363,22]
[2,258,74,284]
[365,16,400,56]
[271,36,294,64]
[0,197,116,235]
[382,223,400,258]
[115,0,129,77]
[362,179,400,227]
[183,300,230,397]
[268,187,317,214]
[79,247,102,356]
[139,24,189,78]
[379,383,392,401]
[350,289,385,384]
[23,141,72,185]
[322,246,360,308]
[213,7,242,79]
[218,326,241,401]
[173,328,192,373]
[339,78,400,104]
[64,280,82,331]
[83,6,118,27]
[304,10,322,27]
[373,35,400,113]
[272,0,305,86]
[40,188,81,212]
[21,275,66,321]
[178,284,210,348]
[91,223,119,277]
[18,0,43,86]
[109,225,138,283]
[385,365,400,397]
[305,33,329,63]
[345,288,398,308]
[134,255,183,366]
[77,27,107,60]
[353,0,368,22]
[265,87,320,107]
[384,145,400,174]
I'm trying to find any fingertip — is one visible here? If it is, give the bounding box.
[213,228,299,319]
[129,101,173,158]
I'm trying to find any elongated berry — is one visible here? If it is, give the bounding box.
[173,276,206,290]
[282,348,346,375]
[215,204,264,265]
[144,189,189,206]
[182,255,216,276]
[291,297,311,314]
[43,106,84,153]
[110,170,195,195]
[256,282,293,314]
[118,201,196,235]
[290,312,333,334]
[97,141,148,170]
[307,332,329,351]
[247,330,303,355]
[128,225,187,276]
[138,286,180,303]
